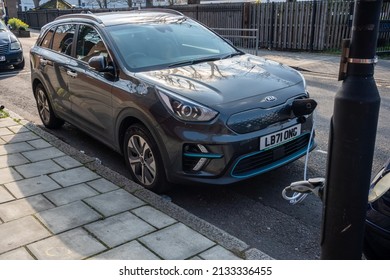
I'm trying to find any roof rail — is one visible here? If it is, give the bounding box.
[56,12,103,24]
[55,9,183,23]
[135,8,184,16]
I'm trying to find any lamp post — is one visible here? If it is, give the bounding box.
[321,0,383,259]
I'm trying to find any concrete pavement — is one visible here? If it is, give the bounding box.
[0,112,271,260]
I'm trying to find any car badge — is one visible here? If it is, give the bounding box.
[263,96,277,102]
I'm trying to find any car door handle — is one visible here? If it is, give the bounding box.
[39,58,48,66]
[66,70,78,78]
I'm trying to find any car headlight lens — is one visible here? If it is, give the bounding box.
[157,88,218,122]
[297,71,307,92]
[10,40,21,50]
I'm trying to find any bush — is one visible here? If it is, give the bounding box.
[7,18,29,31]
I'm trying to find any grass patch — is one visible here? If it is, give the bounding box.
[0,109,9,119]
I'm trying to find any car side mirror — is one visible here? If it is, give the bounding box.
[88,56,114,74]
[88,55,107,72]
[368,158,390,203]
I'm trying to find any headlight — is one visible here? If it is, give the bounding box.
[10,40,21,50]
[157,88,218,122]
[297,71,307,91]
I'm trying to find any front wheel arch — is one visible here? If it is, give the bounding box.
[123,123,170,193]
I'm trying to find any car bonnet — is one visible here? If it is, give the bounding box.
[138,54,305,110]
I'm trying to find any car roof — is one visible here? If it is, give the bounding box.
[55,9,185,26]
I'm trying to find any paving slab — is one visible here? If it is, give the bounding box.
[132,205,176,229]
[36,201,102,234]
[0,216,51,254]
[87,178,119,193]
[91,240,160,260]
[27,228,106,260]
[85,211,155,248]
[27,139,52,149]
[139,223,215,260]
[1,131,40,144]
[44,183,99,206]
[0,153,29,168]
[0,195,54,222]
[4,175,62,199]
[199,245,242,260]
[53,156,82,169]
[7,125,30,134]
[22,147,65,162]
[50,167,100,187]
[0,167,23,184]
[15,159,63,178]
[84,189,145,217]
[0,142,35,156]
[0,118,20,128]
[0,247,35,260]
[0,127,12,136]
[0,186,14,203]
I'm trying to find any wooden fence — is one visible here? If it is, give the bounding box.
[18,1,390,53]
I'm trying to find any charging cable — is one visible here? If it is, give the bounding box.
[282,110,317,204]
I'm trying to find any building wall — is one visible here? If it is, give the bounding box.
[4,0,19,18]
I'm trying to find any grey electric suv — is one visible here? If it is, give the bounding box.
[30,9,316,192]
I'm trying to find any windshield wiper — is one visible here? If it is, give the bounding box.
[221,51,244,59]
[168,56,222,68]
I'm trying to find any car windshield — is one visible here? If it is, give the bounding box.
[107,17,240,72]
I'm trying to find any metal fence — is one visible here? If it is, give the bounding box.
[212,28,259,55]
[18,1,390,54]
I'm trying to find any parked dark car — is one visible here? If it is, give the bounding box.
[0,19,24,69]
[30,9,316,192]
[364,158,390,259]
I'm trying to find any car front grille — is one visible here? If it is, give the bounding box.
[0,44,9,55]
[231,133,311,177]
[227,95,307,134]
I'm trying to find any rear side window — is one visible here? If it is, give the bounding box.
[51,24,76,55]
[40,28,55,49]
[76,25,108,62]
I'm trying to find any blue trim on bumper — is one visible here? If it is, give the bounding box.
[183,153,223,159]
[231,136,315,179]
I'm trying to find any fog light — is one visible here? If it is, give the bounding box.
[191,144,207,171]
[183,144,223,172]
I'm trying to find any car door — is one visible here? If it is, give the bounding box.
[35,24,76,119]
[66,24,114,145]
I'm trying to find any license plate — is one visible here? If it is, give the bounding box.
[0,56,5,62]
[260,124,301,150]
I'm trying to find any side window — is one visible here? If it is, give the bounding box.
[40,28,55,49]
[76,25,108,62]
[51,24,76,55]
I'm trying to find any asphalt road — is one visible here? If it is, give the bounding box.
[1,36,389,259]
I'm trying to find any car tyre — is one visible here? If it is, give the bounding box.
[35,84,64,129]
[123,123,170,193]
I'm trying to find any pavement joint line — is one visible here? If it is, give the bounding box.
[1,109,272,259]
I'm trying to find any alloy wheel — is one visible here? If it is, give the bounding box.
[127,134,156,186]
[37,88,51,125]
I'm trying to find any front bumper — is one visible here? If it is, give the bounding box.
[0,51,23,68]
[161,116,315,185]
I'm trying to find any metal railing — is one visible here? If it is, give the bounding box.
[212,28,259,56]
